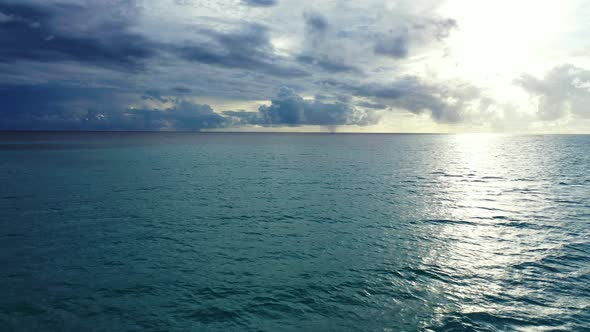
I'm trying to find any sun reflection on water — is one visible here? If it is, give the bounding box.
[418,134,571,329]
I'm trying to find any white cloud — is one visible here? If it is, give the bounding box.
[516,64,590,121]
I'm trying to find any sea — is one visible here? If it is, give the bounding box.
[0,132,589,331]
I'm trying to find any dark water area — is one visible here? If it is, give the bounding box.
[1,132,589,331]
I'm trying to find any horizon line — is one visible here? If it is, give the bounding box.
[0,130,589,136]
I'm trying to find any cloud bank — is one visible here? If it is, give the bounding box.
[0,0,588,132]
[226,87,378,127]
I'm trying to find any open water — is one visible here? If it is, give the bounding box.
[0,132,589,331]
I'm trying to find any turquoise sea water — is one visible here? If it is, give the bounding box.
[1,132,589,331]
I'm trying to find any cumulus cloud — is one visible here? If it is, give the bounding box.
[225,87,379,127]
[1,83,381,131]
[79,103,226,131]
[515,64,590,120]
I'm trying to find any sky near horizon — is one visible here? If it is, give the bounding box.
[1,0,589,133]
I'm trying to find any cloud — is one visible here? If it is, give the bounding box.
[142,90,171,103]
[515,64,590,120]
[356,101,389,110]
[375,34,409,58]
[295,55,359,73]
[322,77,485,123]
[374,18,457,59]
[241,0,278,7]
[0,83,123,130]
[0,1,158,70]
[141,101,226,131]
[0,83,226,131]
[171,86,192,94]
[80,103,226,131]
[0,82,379,130]
[0,0,507,131]
[293,4,457,75]
[175,24,307,77]
[304,11,328,34]
[294,11,362,73]
[226,87,379,127]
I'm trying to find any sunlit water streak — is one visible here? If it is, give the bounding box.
[0,132,588,331]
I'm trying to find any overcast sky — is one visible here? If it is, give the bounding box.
[1,0,589,133]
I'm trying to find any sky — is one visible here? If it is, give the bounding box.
[0,0,589,133]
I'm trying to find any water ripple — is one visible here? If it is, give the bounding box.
[0,133,589,331]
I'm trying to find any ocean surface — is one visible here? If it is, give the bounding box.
[0,132,589,331]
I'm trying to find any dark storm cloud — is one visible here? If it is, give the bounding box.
[241,0,278,7]
[143,101,226,131]
[175,24,307,77]
[226,87,378,126]
[0,83,124,130]
[0,1,158,70]
[515,64,590,120]
[0,83,225,131]
[1,81,379,131]
[80,103,226,131]
[0,83,116,115]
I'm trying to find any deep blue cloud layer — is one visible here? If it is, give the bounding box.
[0,84,226,131]
[0,2,157,70]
